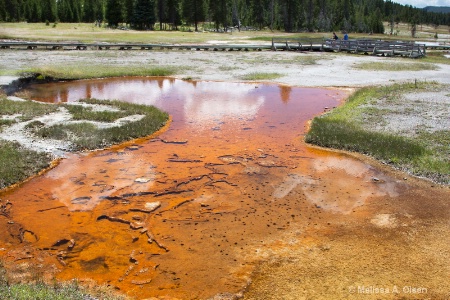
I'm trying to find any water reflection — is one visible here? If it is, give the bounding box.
[28,78,335,131]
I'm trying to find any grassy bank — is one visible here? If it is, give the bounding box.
[0,262,127,300]
[0,96,168,190]
[0,140,51,189]
[35,98,169,150]
[305,82,449,184]
[23,65,176,80]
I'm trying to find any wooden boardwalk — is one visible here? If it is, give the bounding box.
[271,38,430,58]
[0,41,269,51]
[0,39,447,58]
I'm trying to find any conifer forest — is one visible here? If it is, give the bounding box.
[0,0,449,34]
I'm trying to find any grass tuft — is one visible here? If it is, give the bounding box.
[353,62,438,71]
[64,105,128,122]
[240,72,282,80]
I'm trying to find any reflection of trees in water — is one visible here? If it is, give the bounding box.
[188,80,197,88]
[96,81,105,94]
[85,84,92,99]
[157,78,164,89]
[279,85,292,104]
[58,89,68,102]
[157,78,176,89]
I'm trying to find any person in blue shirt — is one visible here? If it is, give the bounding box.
[343,32,349,40]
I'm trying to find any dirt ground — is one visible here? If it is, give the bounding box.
[0,49,449,300]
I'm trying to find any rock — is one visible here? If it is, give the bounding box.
[126,145,141,151]
[130,250,138,263]
[207,293,242,300]
[144,201,161,212]
[131,279,152,285]
[6,95,26,102]
[135,177,152,183]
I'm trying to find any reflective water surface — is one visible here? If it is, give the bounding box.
[1,78,434,299]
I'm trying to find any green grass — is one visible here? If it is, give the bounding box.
[0,280,128,300]
[275,55,322,65]
[0,261,127,300]
[31,98,169,151]
[0,140,51,189]
[1,282,88,300]
[64,105,128,122]
[218,65,240,71]
[22,65,177,80]
[306,118,426,160]
[0,119,16,128]
[353,61,439,71]
[240,72,282,80]
[305,82,449,184]
[422,51,450,65]
[0,22,277,44]
[0,98,59,121]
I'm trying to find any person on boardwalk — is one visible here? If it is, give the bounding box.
[332,32,339,40]
[343,32,349,40]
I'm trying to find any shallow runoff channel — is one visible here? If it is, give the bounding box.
[1,78,449,299]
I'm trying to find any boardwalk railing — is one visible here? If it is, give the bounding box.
[323,39,427,58]
[271,38,326,51]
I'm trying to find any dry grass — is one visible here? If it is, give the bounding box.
[0,22,448,44]
[353,62,439,71]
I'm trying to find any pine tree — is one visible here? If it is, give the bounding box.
[58,0,73,22]
[250,0,266,29]
[157,0,165,29]
[28,0,42,22]
[83,0,105,23]
[0,0,6,21]
[41,0,56,22]
[167,0,181,29]
[132,0,155,29]
[69,0,82,21]
[5,0,21,21]
[124,0,134,24]
[305,0,314,32]
[209,0,230,31]
[182,0,205,31]
[106,0,125,26]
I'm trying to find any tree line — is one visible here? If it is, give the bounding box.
[1,0,449,34]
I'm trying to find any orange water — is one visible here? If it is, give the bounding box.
[1,78,406,299]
